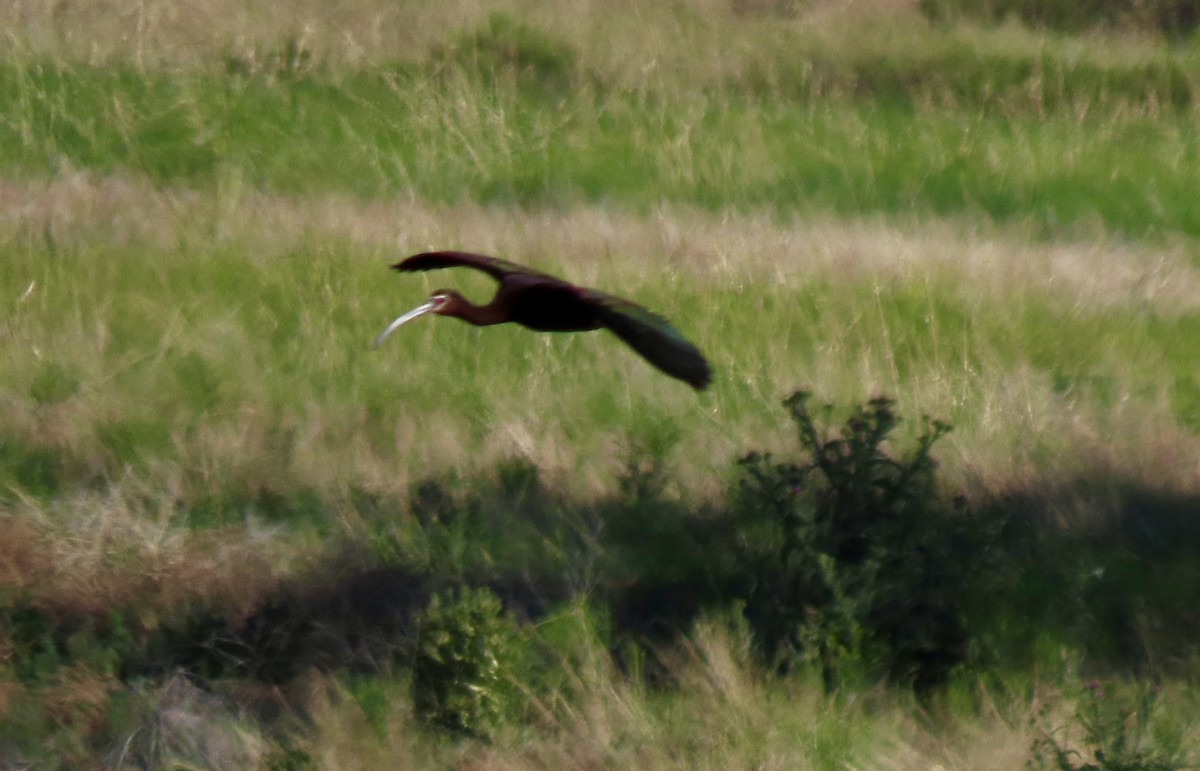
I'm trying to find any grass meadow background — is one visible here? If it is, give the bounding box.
[3,0,1200,767]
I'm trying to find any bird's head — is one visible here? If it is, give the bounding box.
[427,290,460,312]
[372,290,461,348]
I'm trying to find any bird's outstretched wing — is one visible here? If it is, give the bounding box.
[392,250,712,389]
[393,251,558,282]
[585,290,712,390]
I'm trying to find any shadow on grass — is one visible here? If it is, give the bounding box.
[4,472,1197,695]
[2,457,1199,769]
[3,405,1200,743]
[977,477,1200,677]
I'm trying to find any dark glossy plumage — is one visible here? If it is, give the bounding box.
[375,251,711,390]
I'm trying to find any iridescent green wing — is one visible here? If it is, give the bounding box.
[584,289,712,390]
[393,251,561,283]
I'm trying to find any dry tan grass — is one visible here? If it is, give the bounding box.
[7,174,1198,313]
[0,484,305,619]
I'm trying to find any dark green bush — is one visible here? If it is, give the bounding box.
[731,391,992,691]
[432,12,579,94]
[1,601,138,685]
[0,438,66,500]
[29,362,81,406]
[1028,679,1190,769]
[411,586,521,738]
[919,0,1200,36]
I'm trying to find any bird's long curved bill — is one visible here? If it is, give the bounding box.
[373,299,440,348]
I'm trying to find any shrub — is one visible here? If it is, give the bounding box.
[411,586,520,738]
[1,601,139,685]
[731,391,991,691]
[432,12,579,94]
[1028,679,1191,769]
[919,0,1200,36]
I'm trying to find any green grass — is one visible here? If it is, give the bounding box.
[4,198,1199,502]
[2,12,1200,237]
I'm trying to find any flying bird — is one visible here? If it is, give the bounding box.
[374,251,711,390]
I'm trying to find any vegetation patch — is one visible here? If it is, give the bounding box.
[3,2,1200,766]
[920,0,1200,36]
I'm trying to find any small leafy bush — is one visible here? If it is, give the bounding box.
[1,601,139,685]
[731,391,990,691]
[0,439,65,500]
[433,13,578,94]
[1028,679,1190,770]
[28,362,81,406]
[919,0,1200,36]
[412,586,520,738]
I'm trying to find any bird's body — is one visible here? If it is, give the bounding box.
[374,251,711,390]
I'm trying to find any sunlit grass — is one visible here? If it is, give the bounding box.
[2,4,1199,236]
[3,176,1199,507]
[293,614,1173,770]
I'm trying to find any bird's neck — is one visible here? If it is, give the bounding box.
[449,298,507,326]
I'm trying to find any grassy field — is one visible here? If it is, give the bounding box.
[3,0,1200,767]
